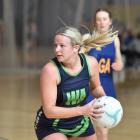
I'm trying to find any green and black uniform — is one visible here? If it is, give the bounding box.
[34,54,95,140]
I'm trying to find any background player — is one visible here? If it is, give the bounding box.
[81,8,123,140]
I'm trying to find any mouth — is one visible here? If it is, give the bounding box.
[56,54,63,60]
[100,26,105,29]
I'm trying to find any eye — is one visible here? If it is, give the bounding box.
[53,44,65,49]
[60,44,65,48]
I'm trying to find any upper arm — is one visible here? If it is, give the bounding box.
[40,62,59,112]
[86,55,106,97]
[114,36,123,63]
[86,56,101,90]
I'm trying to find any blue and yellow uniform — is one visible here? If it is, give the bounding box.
[34,53,95,140]
[87,41,116,102]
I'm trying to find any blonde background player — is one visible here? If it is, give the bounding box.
[81,8,123,140]
[34,26,106,140]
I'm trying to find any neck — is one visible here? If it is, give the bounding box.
[62,55,82,72]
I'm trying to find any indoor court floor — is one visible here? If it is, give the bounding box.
[0,62,140,140]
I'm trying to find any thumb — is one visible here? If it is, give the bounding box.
[88,98,97,106]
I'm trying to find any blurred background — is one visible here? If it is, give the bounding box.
[0,0,140,140]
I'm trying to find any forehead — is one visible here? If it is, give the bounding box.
[96,11,110,19]
[54,34,71,44]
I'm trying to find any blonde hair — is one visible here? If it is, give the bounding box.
[55,26,118,53]
[56,26,82,46]
[80,28,119,53]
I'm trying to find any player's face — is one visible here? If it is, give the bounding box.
[95,11,112,33]
[54,34,75,63]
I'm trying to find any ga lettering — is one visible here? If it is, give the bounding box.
[99,58,111,74]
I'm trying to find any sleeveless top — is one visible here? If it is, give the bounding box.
[88,41,116,98]
[35,53,94,137]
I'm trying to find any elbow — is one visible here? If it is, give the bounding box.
[43,107,55,119]
[45,113,53,119]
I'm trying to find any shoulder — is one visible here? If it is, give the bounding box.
[114,36,120,48]
[85,54,98,70]
[82,54,98,77]
[42,61,55,72]
[85,55,99,78]
[40,61,60,84]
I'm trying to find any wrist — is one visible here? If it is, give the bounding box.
[77,106,85,116]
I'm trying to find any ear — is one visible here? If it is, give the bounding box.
[73,45,80,53]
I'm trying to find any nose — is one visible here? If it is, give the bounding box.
[99,19,104,25]
[55,45,61,52]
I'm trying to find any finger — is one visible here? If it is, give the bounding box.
[93,109,104,114]
[91,113,103,119]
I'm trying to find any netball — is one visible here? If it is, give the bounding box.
[94,96,123,128]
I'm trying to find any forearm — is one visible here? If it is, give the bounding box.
[43,105,85,119]
[91,85,106,98]
[116,59,124,69]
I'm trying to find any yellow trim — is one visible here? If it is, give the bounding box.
[84,54,92,77]
[50,60,61,83]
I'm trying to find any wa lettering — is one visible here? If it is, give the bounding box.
[66,88,86,105]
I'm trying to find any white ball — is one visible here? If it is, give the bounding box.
[93,96,123,128]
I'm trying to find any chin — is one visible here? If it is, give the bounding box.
[57,57,63,62]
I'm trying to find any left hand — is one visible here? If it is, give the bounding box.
[111,62,123,71]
